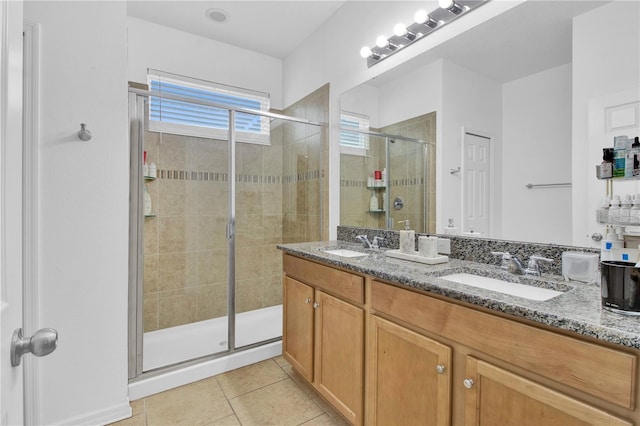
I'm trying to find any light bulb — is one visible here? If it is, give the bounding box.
[414,9,428,24]
[439,0,453,8]
[393,23,407,37]
[376,36,389,48]
[360,46,372,58]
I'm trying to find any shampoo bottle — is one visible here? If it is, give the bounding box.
[143,151,149,177]
[369,191,379,211]
[620,194,632,224]
[144,185,152,216]
[631,195,640,225]
[608,195,621,224]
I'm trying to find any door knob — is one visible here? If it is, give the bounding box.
[591,233,603,242]
[435,364,446,374]
[463,378,474,389]
[11,328,58,367]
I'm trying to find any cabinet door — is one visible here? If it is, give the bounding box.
[368,315,452,426]
[315,290,364,425]
[283,276,314,382]
[463,357,632,426]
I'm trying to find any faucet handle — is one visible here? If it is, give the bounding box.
[525,256,553,276]
[491,251,511,270]
[372,236,385,248]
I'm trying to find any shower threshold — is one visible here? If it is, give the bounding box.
[143,305,282,371]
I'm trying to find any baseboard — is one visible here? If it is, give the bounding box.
[56,401,132,426]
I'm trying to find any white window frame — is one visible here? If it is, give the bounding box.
[147,70,270,145]
[340,111,370,156]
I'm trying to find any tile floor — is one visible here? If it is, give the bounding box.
[109,356,351,426]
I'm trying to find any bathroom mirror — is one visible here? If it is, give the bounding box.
[340,0,639,246]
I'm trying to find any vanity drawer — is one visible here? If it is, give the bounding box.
[283,254,364,305]
[371,280,637,410]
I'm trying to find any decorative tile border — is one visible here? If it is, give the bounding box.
[340,177,424,187]
[156,169,322,184]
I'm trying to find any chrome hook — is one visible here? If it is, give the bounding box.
[78,123,92,141]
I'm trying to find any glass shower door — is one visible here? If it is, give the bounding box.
[131,93,231,373]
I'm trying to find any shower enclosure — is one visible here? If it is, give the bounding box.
[127,87,325,382]
[340,131,429,232]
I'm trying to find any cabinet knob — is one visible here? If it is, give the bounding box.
[313,302,320,309]
[304,298,311,304]
[435,364,446,374]
[463,378,474,389]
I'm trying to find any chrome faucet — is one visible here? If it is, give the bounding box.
[491,251,524,275]
[356,235,384,249]
[491,251,553,276]
[507,256,525,275]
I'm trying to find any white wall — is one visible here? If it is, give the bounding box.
[377,61,443,129]
[573,1,640,246]
[441,59,502,235]
[127,17,283,109]
[502,63,572,244]
[23,1,131,424]
[339,84,380,126]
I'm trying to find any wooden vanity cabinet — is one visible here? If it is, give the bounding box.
[282,254,638,425]
[370,279,637,426]
[282,255,365,425]
[367,315,452,426]
[464,356,632,426]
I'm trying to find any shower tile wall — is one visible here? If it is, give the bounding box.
[381,112,436,233]
[143,124,285,332]
[340,136,386,229]
[142,86,327,332]
[282,84,329,243]
[340,112,436,233]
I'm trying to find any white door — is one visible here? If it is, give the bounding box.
[588,88,640,248]
[1,0,25,424]
[462,131,491,237]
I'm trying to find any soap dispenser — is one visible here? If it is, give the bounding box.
[443,218,459,236]
[398,220,415,254]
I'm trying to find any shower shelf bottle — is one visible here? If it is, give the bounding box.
[144,185,153,217]
[369,191,379,212]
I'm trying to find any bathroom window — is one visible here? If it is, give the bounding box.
[147,70,270,145]
[340,111,369,156]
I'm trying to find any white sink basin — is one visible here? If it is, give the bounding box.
[322,249,368,258]
[440,273,563,301]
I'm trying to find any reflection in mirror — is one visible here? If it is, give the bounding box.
[340,0,640,247]
[340,113,435,233]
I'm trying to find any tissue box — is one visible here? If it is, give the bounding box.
[561,252,599,283]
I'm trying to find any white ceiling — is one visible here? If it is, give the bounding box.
[368,0,608,86]
[127,1,609,83]
[126,1,347,59]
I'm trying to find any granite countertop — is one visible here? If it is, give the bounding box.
[278,240,640,350]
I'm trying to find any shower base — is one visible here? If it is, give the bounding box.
[129,305,282,399]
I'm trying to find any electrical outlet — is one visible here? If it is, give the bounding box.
[437,238,451,255]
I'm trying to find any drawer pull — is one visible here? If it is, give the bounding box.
[463,378,474,389]
[436,364,446,374]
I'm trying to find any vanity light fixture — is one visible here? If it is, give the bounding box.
[439,0,466,15]
[360,0,489,67]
